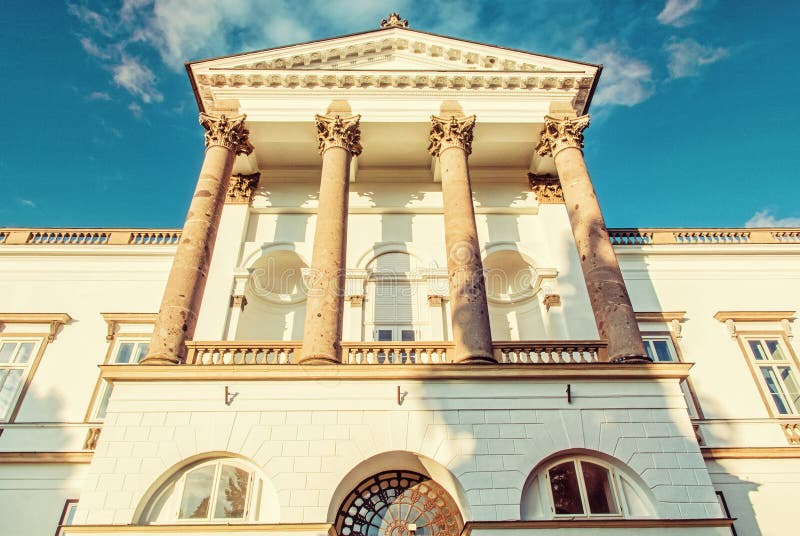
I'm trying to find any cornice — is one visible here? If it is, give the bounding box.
[101,362,692,382]
[462,519,733,533]
[701,447,800,459]
[0,313,72,342]
[0,451,92,464]
[713,311,795,323]
[635,311,687,323]
[101,313,158,341]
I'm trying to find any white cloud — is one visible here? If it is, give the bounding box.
[128,102,143,118]
[583,42,654,107]
[745,210,800,228]
[79,37,112,59]
[665,38,728,78]
[112,56,163,103]
[87,91,112,101]
[657,0,701,27]
[16,198,37,208]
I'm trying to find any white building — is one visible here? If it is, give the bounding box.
[1,14,798,536]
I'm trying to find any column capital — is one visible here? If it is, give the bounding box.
[315,114,362,155]
[199,113,254,155]
[535,114,590,158]
[428,115,476,157]
[225,172,260,204]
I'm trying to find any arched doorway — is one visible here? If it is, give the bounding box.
[334,470,463,536]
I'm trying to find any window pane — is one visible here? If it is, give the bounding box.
[401,330,415,342]
[15,342,35,364]
[581,462,619,514]
[548,461,584,515]
[651,340,673,362]
[760,367,791,414]
[377,330,392,342]
[94,383,113,420]
[179,465,215,519]
[114,343,135,364]
[0,368,24,418]
[213,465,250,519]
[133,343,149,364]
[749,340,769,360]
[64,503,78,525]
[778,366,800,413]
[768,340,786,360]
[0,343,15,363]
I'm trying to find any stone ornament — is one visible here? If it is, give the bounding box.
[226,173,260,204]
[315,114,363,155]
[528,173,564,204]
[535,114,590,158]
[230,294,248,311]
[199,113,254,155]
[428,115,477,156]
[381,12,408,28]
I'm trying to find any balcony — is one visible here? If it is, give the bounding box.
[185,340,607,365]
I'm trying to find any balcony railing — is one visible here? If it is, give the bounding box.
[186,340,606,365]
[0,228,181,246]
[609,228,800,245]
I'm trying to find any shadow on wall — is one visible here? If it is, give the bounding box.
[0,386,81,535]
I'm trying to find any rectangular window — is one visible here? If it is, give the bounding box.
[55,499,78,536]
[0,338,41,422]
[642,335,701,419]
[374,327,416,342]
[715,491,737,536]
[90,339,149,421]
[744,337,800,415]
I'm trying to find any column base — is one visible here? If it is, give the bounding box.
[140,354,182,365]
[452,353,497,364]
[609,354,653,364]
[298,354,340,365]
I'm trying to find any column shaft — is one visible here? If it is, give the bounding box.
[300,114,361,364]
[143,114,252,364]
[430,115,494,363]
[538,115,648,362]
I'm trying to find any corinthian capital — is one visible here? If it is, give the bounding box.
[226,172,260,204]
[428,115,476,156]
[199,113,254,155]
[315,114,362,155]
[535,114,590,157]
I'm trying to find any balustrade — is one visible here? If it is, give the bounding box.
[183,340,609,366]
[0,228,182,245]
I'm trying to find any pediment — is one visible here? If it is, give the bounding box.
[189,27,597,75]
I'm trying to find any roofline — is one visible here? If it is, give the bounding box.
[185,26,601,69]
[582,64,603,115]
[184,26,601,112]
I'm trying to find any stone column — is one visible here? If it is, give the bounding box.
[299,113,362,364]
[142,113,253,364]
[536,114,649,363]
[429,115,495,363]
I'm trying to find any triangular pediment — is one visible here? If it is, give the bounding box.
[189,27,597,75]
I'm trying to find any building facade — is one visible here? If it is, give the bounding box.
[1,15,798,536]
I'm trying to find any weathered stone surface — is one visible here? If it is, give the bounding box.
[142,113,251,364]
[430,114,494,363]
[538,114,648,363]
[300,112,361,364]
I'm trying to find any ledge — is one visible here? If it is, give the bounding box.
[0,451,93,464]
[62,524,332,534]
[463,519,734,533]
[701,447,800,459]
[101,362,692,382]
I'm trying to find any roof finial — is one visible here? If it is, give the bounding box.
[380,12,408,28]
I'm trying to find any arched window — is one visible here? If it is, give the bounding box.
[521,455,654,520]
[335,470,463,536]
[140,458,271,524]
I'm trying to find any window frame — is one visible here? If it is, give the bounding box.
[85,334,152,423]
[54,498,78,536]
[142,458,263,525]
[737,331,800,417]
[640,330,704,419]
[544,457,625,519]
[0,335,48,423]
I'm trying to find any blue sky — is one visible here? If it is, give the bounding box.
[2,0,799,228]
